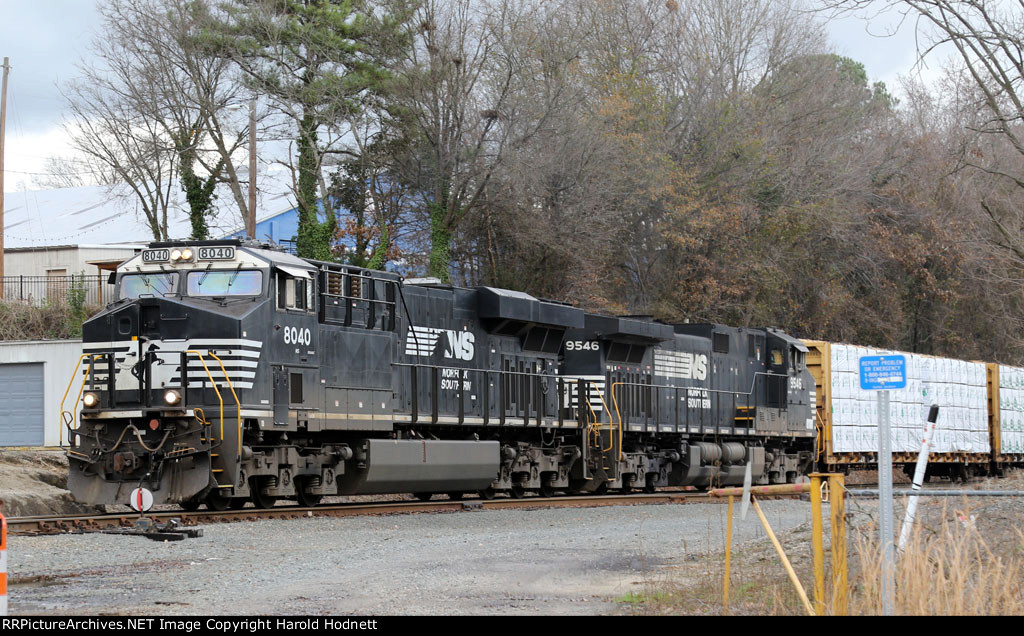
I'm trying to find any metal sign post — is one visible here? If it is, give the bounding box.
[860,354,906,616]
[877,389,894,616]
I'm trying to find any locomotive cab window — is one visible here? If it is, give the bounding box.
[187,270,263,297]
[276,269,315,313]
[119,272,179,299]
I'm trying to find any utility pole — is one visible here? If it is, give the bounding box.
[0,57,10,300]
[247,98,256,238]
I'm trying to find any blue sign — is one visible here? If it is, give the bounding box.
[859,355,907,390]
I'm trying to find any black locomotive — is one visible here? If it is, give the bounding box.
[65,239,815,510]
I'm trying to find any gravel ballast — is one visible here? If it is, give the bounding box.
[6,500,814,615]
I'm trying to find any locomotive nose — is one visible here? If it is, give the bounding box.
[95,296,224,343]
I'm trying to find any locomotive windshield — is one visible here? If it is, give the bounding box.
[187,270,263,296]
[119,272,179,299]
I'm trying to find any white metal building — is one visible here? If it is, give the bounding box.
[0,339,83,447]
[3,244,142,278]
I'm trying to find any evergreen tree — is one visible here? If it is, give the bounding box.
[203,0,414,259]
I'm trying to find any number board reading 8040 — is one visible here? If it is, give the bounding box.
[198,246,235,260]
[142,249,170,263]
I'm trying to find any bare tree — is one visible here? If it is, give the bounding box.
[62,0,257,240]
[388,0,564,281]
[30,156,109,190]
[63,74,178,240]
[820,1,1024,262]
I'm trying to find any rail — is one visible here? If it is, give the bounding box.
[6,491,735,536]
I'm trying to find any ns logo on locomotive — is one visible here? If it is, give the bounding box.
[65,239,815,510]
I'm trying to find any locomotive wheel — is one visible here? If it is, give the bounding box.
[250,478,279,509]
[413,492,433,502]
[296,486,323,507]
[594,482,609,496]
[447,492,464,501]
[205,490,231,511]
[509,484,526,499]
[643,475,657,494]
[539,484,555,498]
[180,497,202,512]
[478,487,496,500]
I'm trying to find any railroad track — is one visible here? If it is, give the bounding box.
[6,490,760,536]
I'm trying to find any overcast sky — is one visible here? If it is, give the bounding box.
[0,0,937,192]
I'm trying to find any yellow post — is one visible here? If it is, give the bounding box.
[809,473,825,615]
[829,473,848,616]
[724,495,734,615]
[751,497,815,616]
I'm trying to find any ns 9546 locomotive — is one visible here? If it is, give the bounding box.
[65,239,815,510]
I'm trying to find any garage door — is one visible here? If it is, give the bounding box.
[0,362,45,446]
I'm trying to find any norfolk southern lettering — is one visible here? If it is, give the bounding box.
[66,239,815,510]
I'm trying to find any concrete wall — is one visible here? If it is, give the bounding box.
[0,339,83,447]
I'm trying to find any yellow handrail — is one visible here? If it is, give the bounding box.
[186,350,224,444]
[610,382,627,462]
[59,349,233,455]
[583,387,599,447]
[59,354,103,445]
[580,380,615,454]
[206,352,242,457]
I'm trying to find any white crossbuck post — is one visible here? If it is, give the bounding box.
[898,406,941,552]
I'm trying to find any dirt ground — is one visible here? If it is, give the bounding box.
[0,450,104,517]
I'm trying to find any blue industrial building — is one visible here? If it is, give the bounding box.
[221,204,301,251]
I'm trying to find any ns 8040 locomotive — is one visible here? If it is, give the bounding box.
[65,239,815,510]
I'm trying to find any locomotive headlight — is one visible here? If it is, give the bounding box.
[164,389,182,406]
[181,248,193,261]
[170,248,182,262]
[83,392,99,408]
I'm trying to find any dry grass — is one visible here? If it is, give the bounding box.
[849,507,1024,615]
[0,300,101,340]
[622,486,1024,616]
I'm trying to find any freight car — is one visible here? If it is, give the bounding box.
[62,239,816,510]
[805,341,1024,479]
